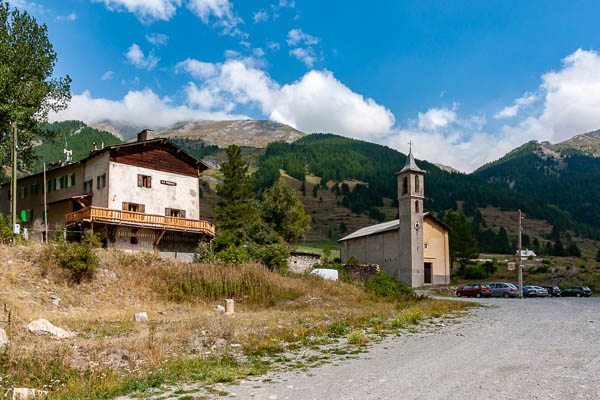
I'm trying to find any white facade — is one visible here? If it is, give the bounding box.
[107,161,200,219]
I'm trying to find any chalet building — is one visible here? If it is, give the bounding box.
[0,130,214,261]
[338,150,450,287]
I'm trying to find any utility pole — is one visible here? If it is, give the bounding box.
[43,163,48,243]
[11,122,18,230]
[517,209,523,298]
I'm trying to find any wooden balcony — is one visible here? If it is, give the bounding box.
[65,206,215,236]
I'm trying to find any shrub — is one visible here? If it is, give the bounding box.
[195,243,291,272]
[365,271,413,301]
[392,309,424,328]
[462,265,487,279]
[0,214,16,244]
[41,231,100,283]
[541,259,552,265]
[533,265,550,274]
[347,329,369,345]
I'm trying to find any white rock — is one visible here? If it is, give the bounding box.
[27,319,74,339]
[310,268,339,281]
[12,388,48,399]
[52,298,61,308]
[0,328,8,351]
[215,305,225,313]
[133,312,148,322]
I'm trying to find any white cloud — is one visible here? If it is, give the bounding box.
[187,0,245,37]
[50,88,246,130]
[179,59,395,138]
[253,9,268,23]
[494,92,537,119]
[10,0,48,14]
[266,41,280,51]
[92,0,181,23]
[175,58,219,79]
[125,43,159,70]
[289,47,317,67]
[286,28,319,46]
[146,33,169,46]
[56,12,78,21]
[101,70,114,80]
[417,106,457,131]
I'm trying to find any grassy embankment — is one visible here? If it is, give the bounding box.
[294,241,341,259]
[0,244,469,399]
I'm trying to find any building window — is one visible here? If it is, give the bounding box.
[415,175,420,194]
[402,176,408,194]
[137,174,152,188]
[123,202,145,213]
[165,208,186,218]
[415,200,419,213]
[97,173,106,189]
[424,242,429,249]
[130,236,138,245]
[83,179,93,194]
[71,173,76,187]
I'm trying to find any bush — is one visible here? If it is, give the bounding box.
[541,259,552,265]
[194,242,291,272]
[0,214,15,244]
[347,329,369,345]
[41,231,100,283]
[533,265,550,274]
[462,265,487,279]
[365,271,413,301]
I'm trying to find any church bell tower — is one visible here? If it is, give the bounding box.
[395,145,425,287]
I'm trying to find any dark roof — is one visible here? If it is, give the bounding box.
[1,138,209,187]
[289,250,322,258]
[396,150,425,174]
[338,212,449,242]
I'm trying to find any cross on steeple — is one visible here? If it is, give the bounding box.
[408,140,413,153]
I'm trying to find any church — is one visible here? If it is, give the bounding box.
[338,149,450,287]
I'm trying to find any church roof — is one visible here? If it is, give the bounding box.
[338,212,449,242]
[396,150,425,174]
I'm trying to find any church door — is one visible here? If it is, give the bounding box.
[424,263,432,284]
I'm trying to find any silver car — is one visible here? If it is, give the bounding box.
[488,282,519,298]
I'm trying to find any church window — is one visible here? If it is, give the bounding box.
[415,175,420,194]
[415,200,420,213]
[402,177,408,194]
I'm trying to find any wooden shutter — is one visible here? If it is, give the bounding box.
[165,208,171,216]
[71,173,76,186]
[140,204,145,213]
[180,210,186,219]
[137,175,143,187]
[147,176,152,188]
[122,202,128,211]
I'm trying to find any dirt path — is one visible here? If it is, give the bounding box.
[209,297,600,399]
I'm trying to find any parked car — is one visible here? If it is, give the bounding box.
[561,286,593,297]
[521,286,537,297]
[540,286,561,297]
[532,286,548,297]
[488,282,518,298]
[456,283,492,298]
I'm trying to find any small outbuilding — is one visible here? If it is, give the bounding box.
[287,250,321,273]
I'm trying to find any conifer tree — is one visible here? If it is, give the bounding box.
[444,210,479,263]
[0,3,71,170]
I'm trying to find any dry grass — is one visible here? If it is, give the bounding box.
[0,243,470,399]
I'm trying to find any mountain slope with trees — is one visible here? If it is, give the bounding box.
[475,135,600,234]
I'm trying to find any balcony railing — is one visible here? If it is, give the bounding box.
[65,206,215,236]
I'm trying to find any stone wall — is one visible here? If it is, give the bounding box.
[343,263,380,283]
[287,252,321,273]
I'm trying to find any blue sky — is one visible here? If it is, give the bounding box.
[12,0,600,171]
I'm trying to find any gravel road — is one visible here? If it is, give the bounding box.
[214,297,600,400]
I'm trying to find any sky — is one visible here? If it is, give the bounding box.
[11,0,600,172]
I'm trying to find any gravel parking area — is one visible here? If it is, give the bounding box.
[212,297,600,399]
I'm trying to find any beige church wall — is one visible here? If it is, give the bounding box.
[423,218,450,285]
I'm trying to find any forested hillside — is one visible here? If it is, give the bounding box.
[33,121,121,172]
[475,140,600,235]
[252,134,600,245]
